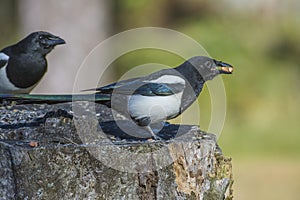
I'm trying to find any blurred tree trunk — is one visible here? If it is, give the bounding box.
[18,0,113,93]
[0,0,18,46]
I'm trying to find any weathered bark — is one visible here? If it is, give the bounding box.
[0,103,233,200]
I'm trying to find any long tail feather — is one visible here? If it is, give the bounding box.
[0,93,111,105]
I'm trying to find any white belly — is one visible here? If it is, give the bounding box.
[128,92,183,123]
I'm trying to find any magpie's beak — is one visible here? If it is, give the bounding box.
[214,60,234,74]
[46,36,66,46]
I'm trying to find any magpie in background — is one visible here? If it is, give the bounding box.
[0,56,233,139]
[0,31,65,94]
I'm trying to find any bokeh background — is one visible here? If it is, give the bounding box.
[1,0,299,199]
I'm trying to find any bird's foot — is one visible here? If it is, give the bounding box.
[152,134,164,141]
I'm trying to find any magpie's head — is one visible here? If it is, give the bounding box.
[186,56,234,80]
[23,31,66,55]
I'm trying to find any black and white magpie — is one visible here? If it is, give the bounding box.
[0,56,233,139]
[0,31,65,94]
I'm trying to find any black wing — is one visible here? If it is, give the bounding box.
[82,77,142,94]
[91,76,185,96]
[109,81,184,96]
[133,83,175,96]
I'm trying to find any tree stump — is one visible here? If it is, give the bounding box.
[0,103,233,200]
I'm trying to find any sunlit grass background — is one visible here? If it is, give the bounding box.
[1,0,299,199]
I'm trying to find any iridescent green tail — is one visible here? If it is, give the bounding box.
[0,93,111,105]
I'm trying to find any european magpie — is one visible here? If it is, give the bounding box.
[0,31,65,94]
[0,56,233,139]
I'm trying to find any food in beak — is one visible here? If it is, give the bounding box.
[221,66,234,73]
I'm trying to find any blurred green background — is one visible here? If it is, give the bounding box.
[1,0,300,199]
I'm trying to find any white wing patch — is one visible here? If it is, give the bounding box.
[128,91,184,123]
[0,52,9,65]
[0,65,20,92]
[147,75,185,85]
[129,75,185,123]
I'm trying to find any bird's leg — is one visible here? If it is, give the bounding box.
[133,116,164,140]
[143,126,163,141]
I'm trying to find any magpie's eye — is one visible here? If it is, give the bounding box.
[39,35,45,40]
